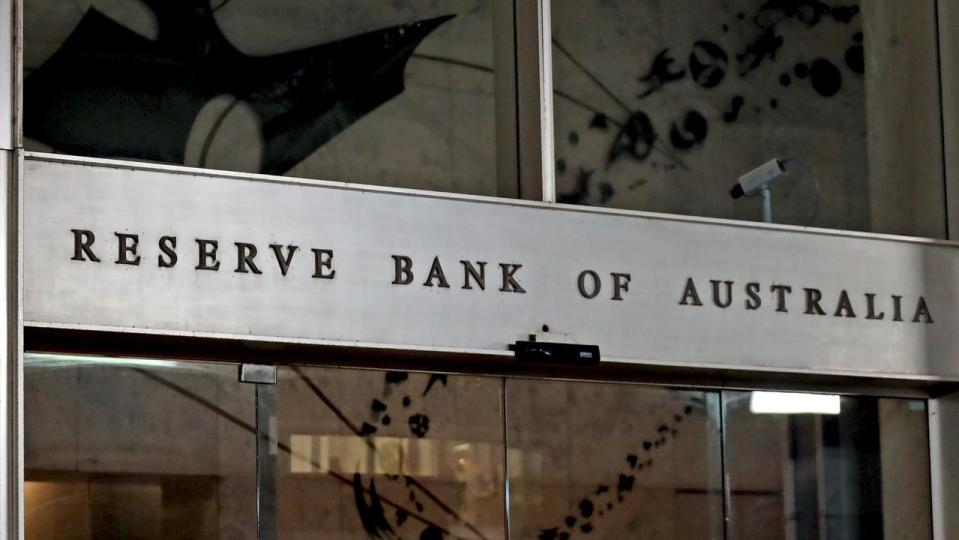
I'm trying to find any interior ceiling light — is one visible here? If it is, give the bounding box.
[749,391,841,415]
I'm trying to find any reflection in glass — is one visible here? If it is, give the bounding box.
[24,354,256,540]
[23,354,935,540]
[274,366,505,539]
[724,391,932,539]
[506,379,723,539]
[24,0,501,195]
[551,0,945,237]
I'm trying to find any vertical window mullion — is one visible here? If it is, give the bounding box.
[537,0,555,203]
[937,0,959,239]
[719,391,730,540]
[501,377,511,540]
[1,4,21,540]
[494,0,519,199]
[514,0,556,203]
[1,0,15,150]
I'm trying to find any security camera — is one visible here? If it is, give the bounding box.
[729,157,820,225]
[729,158,786,199]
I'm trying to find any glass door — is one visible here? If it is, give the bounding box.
[505,382,932,540]
[505,379,724,538]
[24,353,257,539]
[24,353,933,539]
[269,365,506,539]
[722,391,932,539]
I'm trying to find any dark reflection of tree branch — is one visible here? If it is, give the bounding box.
[290,366,376,450]
[551,39,631,115]
[411,52,622,127]
[411,53,495,75]
[290,366,489,540]
[211,0,235,12]
[552,89,622,128]
[551,39,691,171]
[130,367,466,539]
[412,50,689,171]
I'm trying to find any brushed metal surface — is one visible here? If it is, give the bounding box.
[0,149,21,540]
[21,155,959,379]
[240,363,276,385]
[0,1,13,150]
[930,392,959,539]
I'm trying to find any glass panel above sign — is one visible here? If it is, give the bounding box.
[550,0,946,238]
[23,0,504,196]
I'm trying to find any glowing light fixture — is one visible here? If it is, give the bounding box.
[749,391,841,415]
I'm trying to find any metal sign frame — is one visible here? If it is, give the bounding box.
[20,152,959,383]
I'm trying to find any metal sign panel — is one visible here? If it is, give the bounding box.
[21,155,959,379]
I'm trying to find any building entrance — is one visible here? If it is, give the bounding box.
[24,354,932,539]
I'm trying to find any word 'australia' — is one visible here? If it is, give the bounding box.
[69,230,335,278]
[678,278,933,323]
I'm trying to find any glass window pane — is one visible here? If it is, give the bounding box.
[24,350,935,540]
[274,366,505,538]
[506,379,723,539]
[24,0,504,196]
[551,1,945,238]
[24,354,257,540]
[723,391,932,539]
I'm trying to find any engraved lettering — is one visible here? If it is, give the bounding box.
[499,263,525,293]
[865,293,885,320]
[578,270,601,299]
[392,255,414,285]
[461,261,486,290]
[710,280,733,308]
[70,229,100,262]
[424,256,450,288]
[312,249,335,279]
[195,239,220,271]
[803,288,826,315]
[833,290,856,318]
[679,278,702,306]
[745,282,761,310]
[114,232,141,265]
[913,297,933,323]
[158,236,177,268]
[770,284,791,312]
[270,244,298,277]
[611,273,631,301]
[891,295,903,321]
[234,243,262,274]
